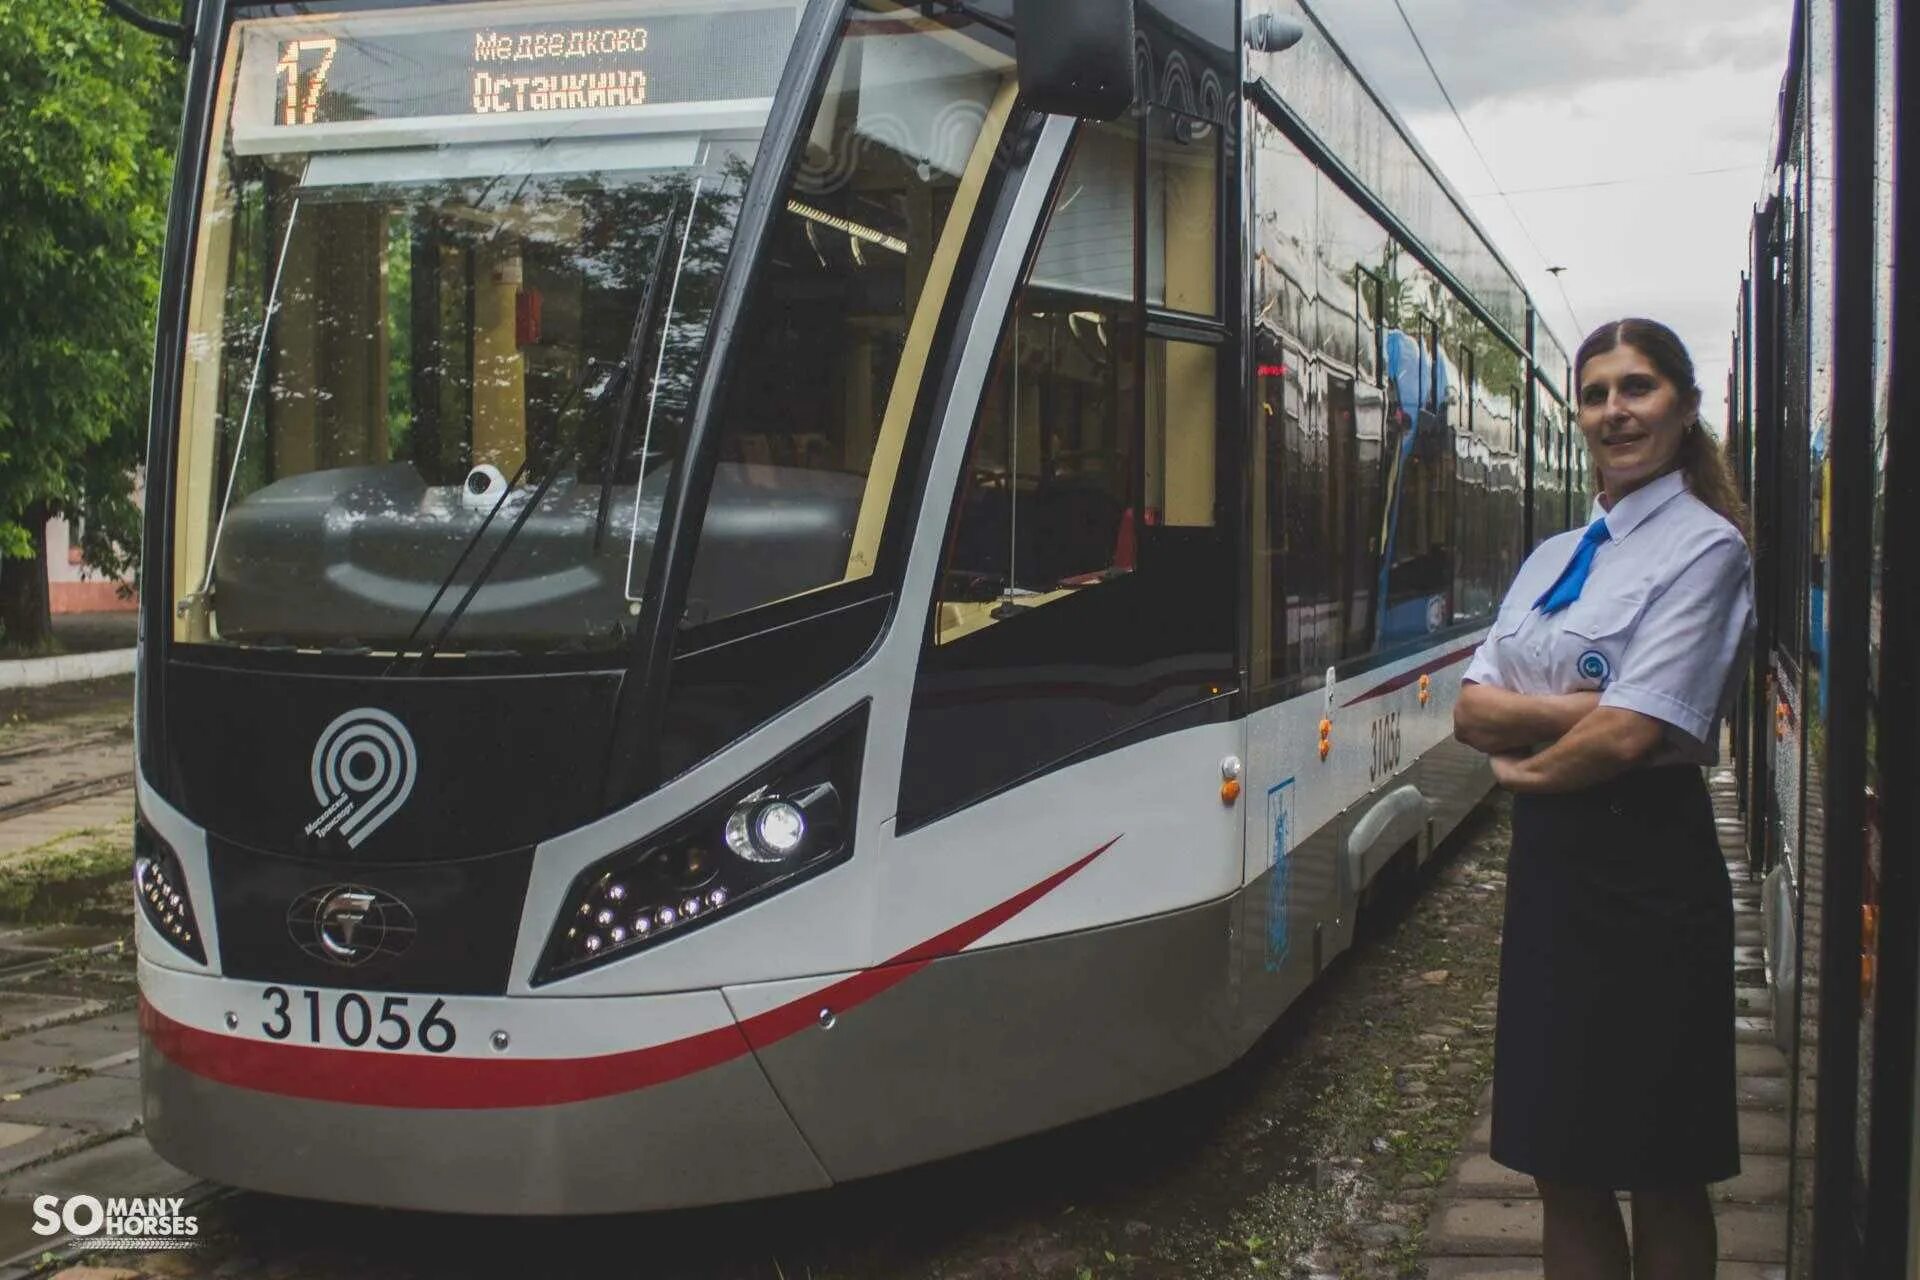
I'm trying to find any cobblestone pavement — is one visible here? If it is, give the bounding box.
[0,678,169,1274]
[1420,766,1789,1279]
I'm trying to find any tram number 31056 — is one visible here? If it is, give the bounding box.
[1370,711,1403,785]
[260,986,458,1053]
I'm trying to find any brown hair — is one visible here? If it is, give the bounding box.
[1574,318,1751,543]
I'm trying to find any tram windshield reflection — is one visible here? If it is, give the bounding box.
[172,2,782,655]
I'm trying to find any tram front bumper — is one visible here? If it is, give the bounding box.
[137,961,829,1215]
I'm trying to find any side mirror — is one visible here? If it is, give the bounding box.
[1013,0,1136,121]
[1245,13,1306,54]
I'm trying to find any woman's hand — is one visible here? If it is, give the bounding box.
[1489,753,1529,790]
[1491,707,1667,793]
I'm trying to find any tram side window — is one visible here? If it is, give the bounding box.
[1146,108,1220,317]
[1376,310,1457,647]
[932,118,1221,644]
[902,112,1234,831]
[681,5,1019,625]
[934,120,1137,644]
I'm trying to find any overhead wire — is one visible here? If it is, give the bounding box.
[1387,0,1587,337]
[1463,166,1753,198]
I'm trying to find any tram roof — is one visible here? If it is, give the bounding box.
[1278,0,1575,390]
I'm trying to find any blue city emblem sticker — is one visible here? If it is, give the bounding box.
[1577,648,1613,689]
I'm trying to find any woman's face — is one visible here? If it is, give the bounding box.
[1577,343,1699,499]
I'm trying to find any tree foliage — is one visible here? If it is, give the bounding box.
[0,0,178,643]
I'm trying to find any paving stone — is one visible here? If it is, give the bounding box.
[0,1014,139,1085]
[1735,1016,1777,1044]
[0,1076,139,1133]
[1714,1155,1790,1203]
[1427,1199,1542,1256]
[1425,1260,1544,1279]
[1736,1042,1789,1076]
[1738,1074,1790,1110]
[0,1199,51,1268]
[1450,1154,1787,1204]
[0,1136,194,1200]
[1738,1108,1791,1156]
[1450,1153,1534,1197]
[48,1268,144,1280]
[1429,1199,1784,1263]
[1717,1205,1789,1262]
[89,1054,137,1082]
[1735,987,1771,1014]
[0,1123,91,1178]
[0,996,103,1040]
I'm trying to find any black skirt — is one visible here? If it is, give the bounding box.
[1491,765,1740,1189]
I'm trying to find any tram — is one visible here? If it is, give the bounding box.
[1726,0,1918,1273]
[133,0,1589,1212]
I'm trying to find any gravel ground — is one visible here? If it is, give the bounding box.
[37,798,1515,1280]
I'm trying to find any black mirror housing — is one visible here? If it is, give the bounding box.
[1014,0,1137,121]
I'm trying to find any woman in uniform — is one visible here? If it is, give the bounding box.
[1454,318,1754,1279]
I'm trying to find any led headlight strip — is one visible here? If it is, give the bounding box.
[135,814,208,965]
[533,703,867,984]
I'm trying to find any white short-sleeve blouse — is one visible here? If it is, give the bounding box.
[1462,469,1755,765]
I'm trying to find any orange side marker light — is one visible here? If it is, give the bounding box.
[1318,718,1332,761]
[1220,756,1243,805]
[1418,674,1432,707]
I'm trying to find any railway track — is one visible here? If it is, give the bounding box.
[0,726,135,827]
[0,770,135,825]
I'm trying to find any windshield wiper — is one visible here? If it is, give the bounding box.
[188,178,308,617]
[392,211,685,672]
[595,199,683,552]
[382,359,607,676]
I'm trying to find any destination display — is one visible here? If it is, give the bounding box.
[247,6,792,134]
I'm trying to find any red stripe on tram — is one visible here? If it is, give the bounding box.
[142,838,1121,1110]
[1340,642,1481,709]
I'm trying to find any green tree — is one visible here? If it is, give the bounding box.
[0,0,178,652]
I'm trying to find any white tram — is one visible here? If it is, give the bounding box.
[135,0,1590,1212]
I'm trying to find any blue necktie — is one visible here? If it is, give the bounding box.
[1534,518,1613,615]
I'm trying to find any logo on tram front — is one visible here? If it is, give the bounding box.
[288,884,417,966]
[305,708,418,849]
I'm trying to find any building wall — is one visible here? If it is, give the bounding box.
[43,513,138,613]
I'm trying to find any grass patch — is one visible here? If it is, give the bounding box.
[0,835,131,926]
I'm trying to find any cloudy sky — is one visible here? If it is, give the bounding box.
[1310,0,1796,424]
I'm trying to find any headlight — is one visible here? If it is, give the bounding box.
[532,704,865,985]
[135,815,207,965]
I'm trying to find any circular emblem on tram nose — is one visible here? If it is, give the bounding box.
[304,708,418,849]
[289,884,417,966]
[1578,649,1614,689]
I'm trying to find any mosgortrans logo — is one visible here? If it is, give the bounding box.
[31,1195,199,1250]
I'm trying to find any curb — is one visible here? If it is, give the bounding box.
[0,651,136,693]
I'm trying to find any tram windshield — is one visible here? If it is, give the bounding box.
[171,0,1015,657]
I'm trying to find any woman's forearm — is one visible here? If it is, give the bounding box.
[1454,685,1601,754]
[1491,707,1666,794]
